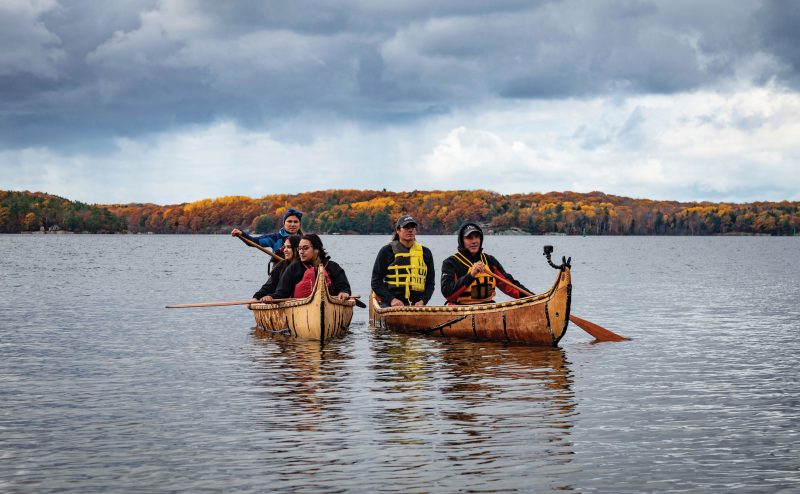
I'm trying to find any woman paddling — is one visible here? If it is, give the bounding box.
[262,234,352,302]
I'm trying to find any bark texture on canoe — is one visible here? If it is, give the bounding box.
[250,266,355,341]
[370,267,571,346]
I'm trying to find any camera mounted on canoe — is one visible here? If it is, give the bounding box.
[543,245,571,270]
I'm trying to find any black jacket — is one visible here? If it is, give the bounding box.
[371,242,435,305]
[253,261,291,299]
[272,258,351,299]
[440,222,532,303]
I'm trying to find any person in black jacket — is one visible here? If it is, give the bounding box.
[371,215,435,307]
[262,234,351,301]
[250,235,301,301]
[441,222,532,305]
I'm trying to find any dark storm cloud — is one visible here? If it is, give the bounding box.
[1,0,797,150]
[757,0,800,84]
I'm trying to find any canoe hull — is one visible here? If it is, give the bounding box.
[370,267,571,346]
[250,266,354,341]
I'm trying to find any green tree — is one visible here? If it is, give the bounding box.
[251,214,275,233]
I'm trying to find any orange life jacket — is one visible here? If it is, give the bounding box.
[453,251,496,304]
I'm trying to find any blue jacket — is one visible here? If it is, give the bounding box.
[240,228,290,252]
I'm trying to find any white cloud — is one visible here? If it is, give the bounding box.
[0,121,392,203]
[407,83,800,201]
[414,126,554,183]
[2,84,798,204]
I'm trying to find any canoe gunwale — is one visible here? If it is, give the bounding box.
[249,267,356,311]
[372,291,545,315]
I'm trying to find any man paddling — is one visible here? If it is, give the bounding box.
[441,223,533,305]
[231,207,303,256]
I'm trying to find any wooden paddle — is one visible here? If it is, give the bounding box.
[567,314,627,342]
[492,271,628,342]
[167,295,365,309]
[234,232,284,262]
[167,300,255,308]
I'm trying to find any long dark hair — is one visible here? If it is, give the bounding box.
[269,235,301,273]
[300,233,328,263]
[283,235,302,262]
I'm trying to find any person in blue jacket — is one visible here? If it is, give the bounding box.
[231,208,304,257]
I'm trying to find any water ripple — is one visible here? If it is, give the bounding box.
[1,235,798,492]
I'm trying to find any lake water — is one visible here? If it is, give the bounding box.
[1,234,798,492]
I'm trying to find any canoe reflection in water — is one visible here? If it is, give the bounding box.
[368,334,579,490]
[248,330,579,491]
[249,335,350,434]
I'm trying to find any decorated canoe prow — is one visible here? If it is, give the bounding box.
[250,265,355,341]
[370,246,572,346]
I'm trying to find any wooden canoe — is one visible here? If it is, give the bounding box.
[369,266,571,346]
[249,266,355,341]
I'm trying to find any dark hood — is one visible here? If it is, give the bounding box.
[457,222,484,257]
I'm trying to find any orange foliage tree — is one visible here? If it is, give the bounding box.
[5,189,797,236]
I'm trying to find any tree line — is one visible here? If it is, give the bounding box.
[0,190,125,233]
[2,189,798,236]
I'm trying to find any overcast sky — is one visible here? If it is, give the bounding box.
[1,0,799,204]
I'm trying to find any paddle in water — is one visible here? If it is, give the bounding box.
[567,314,627,342]
[494,252,628,342]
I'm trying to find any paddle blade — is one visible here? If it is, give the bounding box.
[569,314,628,342]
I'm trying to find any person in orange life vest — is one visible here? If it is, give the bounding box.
[248,235,301,302]
[371,215,435,308]
[262,234,351,301]
[441,222,533,305]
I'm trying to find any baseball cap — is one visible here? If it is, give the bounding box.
[462,224,482,237]
[395,215,417,229]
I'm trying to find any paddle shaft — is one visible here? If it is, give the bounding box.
[166,300,253,308]
[167,295,362,309]
[235,233,284,262]
[479,265,627,342]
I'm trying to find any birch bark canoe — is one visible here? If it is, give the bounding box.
[250,266,355,341]
[369,266,571,346]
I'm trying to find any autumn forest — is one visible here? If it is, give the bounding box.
[1,189,798,236]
